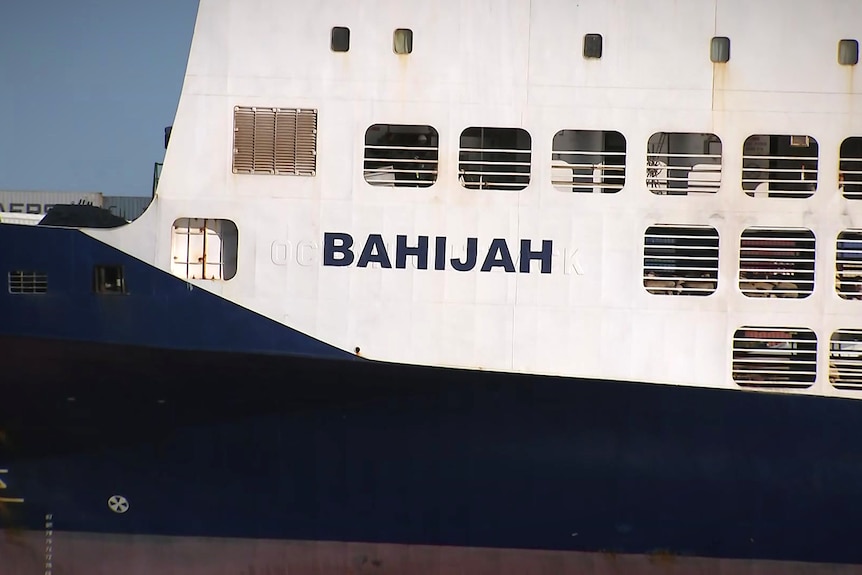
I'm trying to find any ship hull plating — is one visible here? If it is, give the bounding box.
[2,335,862,572]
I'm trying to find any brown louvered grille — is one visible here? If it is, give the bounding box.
[233,107,317,176]
[295,110,318,175]
[233,108,256,173]
[275,111,297,173]
[253,108,276,173]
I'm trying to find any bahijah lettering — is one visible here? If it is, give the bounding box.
[323,232,553,274]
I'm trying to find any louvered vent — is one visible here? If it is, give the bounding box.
[837,230,862,299]
[739,228,815,298]
[8,271,48,294]
[732,327,817,388]
[830,329,862,389]
[233,107,317,176]
[643,225,719,296]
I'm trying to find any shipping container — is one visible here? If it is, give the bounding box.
[102,196,152,221]
[0,190,103,215]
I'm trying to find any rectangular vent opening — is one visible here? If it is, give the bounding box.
[646,132,722,195]
[739,228,815,298]
[830,329,862,389]
[232,107,317,176]
[733,327,817,389]
[643,225,719,296]
[8,271,47,294]
[551,130,626,193]
[837,230,862,299]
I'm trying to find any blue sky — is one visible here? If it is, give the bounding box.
[0,0,199,197]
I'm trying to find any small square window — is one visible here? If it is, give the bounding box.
[839,39,859,66]
[393,28,413,54]
[331,27,350,52]
[711,36,730,63]
[583,34,603,59]
[94,265,126,294]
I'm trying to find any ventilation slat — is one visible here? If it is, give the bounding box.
[739,228,815,298]
[8,271,48,294]
[643,225,719,296]
[733,327,817,389]
[830,329,862,389]
[232,106,317,177]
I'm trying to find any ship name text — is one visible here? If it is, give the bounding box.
[271,234,584,274]
[323,233,554,273]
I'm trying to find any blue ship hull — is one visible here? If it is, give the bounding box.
[2,223,862,572]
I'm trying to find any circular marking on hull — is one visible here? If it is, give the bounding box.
[107,495,129,514]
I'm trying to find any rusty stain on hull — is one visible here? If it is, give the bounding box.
[2,531,862,575]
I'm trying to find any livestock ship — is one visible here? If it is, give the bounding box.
[3,0,862,573]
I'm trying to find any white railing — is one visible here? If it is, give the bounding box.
[551,149,626,193]
[839,161,862,200]
[0,213,43,226]
[646,153,722,194]
[459,147,531,191]
[742,155,818,198]
[363,144,438,188]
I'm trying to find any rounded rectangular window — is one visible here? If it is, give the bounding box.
[552,130,625,193]
[732,327,816,389]
[643,225,719,296]
[739,228,815,298]
[836,230,862,299]
[331,27,350,52]
[363,124,438,188]
[839,39,859,66]
[839,137,862,199]
[710,36,730,63]
[583,34,603,59]
[171,218,238,281]
[393,29,413,54]
[459,127,531,191]
[742,135,818,198]
[830,329,862,389]
[646,132,722,195]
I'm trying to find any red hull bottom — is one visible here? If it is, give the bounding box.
[3,531,862,575]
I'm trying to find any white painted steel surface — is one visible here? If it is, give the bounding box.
[84,0,862,399]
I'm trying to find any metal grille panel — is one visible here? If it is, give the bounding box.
[8,271,47,294]
[830,329,862,389]
[643,225,719,296]
[733,327,817,389]
[233,107,317,176]
[739,228,815,298]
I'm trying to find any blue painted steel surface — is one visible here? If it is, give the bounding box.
[1,334,861,566]
[0,223,353,359]
[2,223,862,567]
